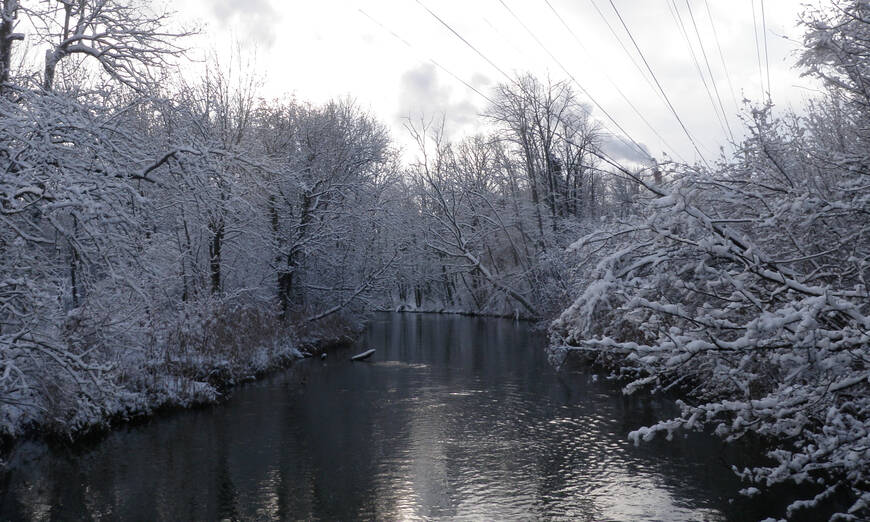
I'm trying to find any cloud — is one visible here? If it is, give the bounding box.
[396,64,651,165]
[210,0,280,47]
[470,72,492,89]
[600,133,653,164]
[396,63,483,138]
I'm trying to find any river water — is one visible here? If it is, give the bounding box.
[1,313,784,520]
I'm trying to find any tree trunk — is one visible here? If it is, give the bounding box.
[69,215,80,308]
[209,219,224,295]
[0,0,23,91]
[441,264,454,305]
[42,3,71,92]
[523,149,546,247]
[270,196,292,318]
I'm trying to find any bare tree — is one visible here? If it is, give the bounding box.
[488,74,602,241]
[406,118,540,318]
[23,0,191,91]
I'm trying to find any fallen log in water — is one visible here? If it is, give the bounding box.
[350,349,375,361]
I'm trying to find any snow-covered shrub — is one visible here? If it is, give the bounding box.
[162,292,286,363]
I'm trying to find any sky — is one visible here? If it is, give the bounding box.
[173,0,823,165]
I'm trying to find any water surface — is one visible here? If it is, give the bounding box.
[1,314,779,520]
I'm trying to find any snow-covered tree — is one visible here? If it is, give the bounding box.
[24,0,190,92]
[551,2,870,518]
[256,97,396,323]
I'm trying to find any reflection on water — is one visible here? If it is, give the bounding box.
[1,314,778,520]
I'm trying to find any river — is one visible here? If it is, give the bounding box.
[0,313,786,520]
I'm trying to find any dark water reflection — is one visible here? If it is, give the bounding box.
[1,314,778,520]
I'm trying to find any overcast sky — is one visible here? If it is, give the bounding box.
[175,0,822,165]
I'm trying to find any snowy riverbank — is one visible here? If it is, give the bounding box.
[0,300,361,445]
[382,305,536,321]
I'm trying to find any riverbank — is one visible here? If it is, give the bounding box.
[380,305,537,321]
[0,311,361,449]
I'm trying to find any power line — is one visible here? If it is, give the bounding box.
[542,0,686,162]
[371,0,689,176]
[415,0,514,85]
[607,0,710,166]
[751,0,766,100]
[684,0,734,142]
[416,0,653,168]
[760,0,771,102]
[587,0,667,110]
[358,9,496,105]
[667,0,729,141]
[497,0,651,161]
[408,2,643,176]
[703,0,740,113]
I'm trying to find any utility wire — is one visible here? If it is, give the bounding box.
[685,0,734,141]
[416,0,651,167]
[415,0,514,85]
[497,0,650,160]
[703,0,740,113]
[607,0,710,166]
[378,0,672,177]
[410,2,641,176]
[667,0,729,141]
[542,0,686,162]
[751,0,766,100]
[587,0,667,110]
[760,0,771,102]
[358,9,496,105]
